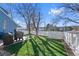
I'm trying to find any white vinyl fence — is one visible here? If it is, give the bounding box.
[24,31,64,39]
[64,31,79,55]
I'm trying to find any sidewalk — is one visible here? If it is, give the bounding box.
[0,40,11,56]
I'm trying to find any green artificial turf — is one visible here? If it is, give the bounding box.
[4,35,68,56]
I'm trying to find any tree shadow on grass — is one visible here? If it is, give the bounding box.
[50,42,66,52]
[15,40,28,56]
[37,36,68,56]
[47,38,66,51]
[29,39,39,56]
[32,36,46,56]
[4,39,27,56]
[36,36,57,56]
[48,38,64,46]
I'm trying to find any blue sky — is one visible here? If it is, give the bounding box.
[39,3,64,26]
[0,3,79,28]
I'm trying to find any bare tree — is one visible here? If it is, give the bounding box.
[64,3,79,12]
[12,4,35,39]
[58,16,79,24]
[63,3,79,24]
[12,4,42,37]
[31,4,42,35]
[58,16,79,31]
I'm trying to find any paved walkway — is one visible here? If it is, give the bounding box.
[0,40,11,56]
[0,49,11,56]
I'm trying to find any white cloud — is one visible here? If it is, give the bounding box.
[16,20,20,24]
[16,20,26,28]
[49,7,65,16]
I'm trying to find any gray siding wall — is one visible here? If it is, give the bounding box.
[0,9,17,33]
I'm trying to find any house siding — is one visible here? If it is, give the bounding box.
[0,8,17,34]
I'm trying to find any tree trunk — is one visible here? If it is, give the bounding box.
[35,25,39,35]
[28,18,31,39]
[36,28,38,35]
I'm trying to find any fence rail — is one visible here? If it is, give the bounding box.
[64,31,79,55]
[24,31,64,39]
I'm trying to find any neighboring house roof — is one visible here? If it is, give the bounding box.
[0,7,19,27]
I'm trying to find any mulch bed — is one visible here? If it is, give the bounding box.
[62,39,75,56]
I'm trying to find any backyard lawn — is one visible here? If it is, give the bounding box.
[4,35,68,56]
